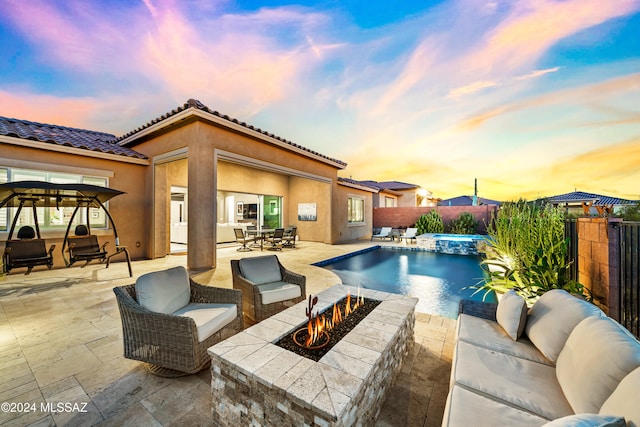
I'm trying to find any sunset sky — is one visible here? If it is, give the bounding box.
[1,0,639,201]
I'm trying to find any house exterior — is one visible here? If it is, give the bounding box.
[544,191,638,216]
[438,195,502,207]
[354,180,437,208]
[1,99,373,271]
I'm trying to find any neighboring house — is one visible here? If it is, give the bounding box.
[354,180,437,208]
[544,191,638,216]
[0,99,374,271]
[438,195,502,207]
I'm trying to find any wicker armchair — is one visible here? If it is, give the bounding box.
[231,255,306,323]
[458,299,498,321]
[113,267,243,377]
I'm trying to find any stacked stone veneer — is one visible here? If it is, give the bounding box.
[208,285,417,427]
[416,234,487,255]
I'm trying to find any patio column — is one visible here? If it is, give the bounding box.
[188,142,216,270]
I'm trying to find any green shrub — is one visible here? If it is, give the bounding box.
[475,200,585,303]
[617,203,640,221]
[416,210,444,234]
[449,212,477,234]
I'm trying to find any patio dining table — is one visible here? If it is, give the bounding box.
[247,228,275,251]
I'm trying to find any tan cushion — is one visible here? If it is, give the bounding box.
[457,314,552,365]
[542,414,626,427]
[173,303,237,342]
[600,367,640,427]
[556,316,640,414]
[238,255,282,285]
[135,266,190,314]
[451,340,573,420]
[442,384,548,427]
[257,281,301,305]
[525,290,603,363]
[496,290,528,340]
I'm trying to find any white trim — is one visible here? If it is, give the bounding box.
[0,135,149,165]
[1,158,114,178]
[118,108,346,169]
[153,147,189,165]
[216,149,333,183]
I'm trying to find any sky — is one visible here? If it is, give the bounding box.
[1,0,639,202]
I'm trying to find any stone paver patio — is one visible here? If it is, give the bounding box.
[0,240,455,427]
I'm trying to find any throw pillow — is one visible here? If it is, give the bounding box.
[542,414,625,427]
[496,290,528,340]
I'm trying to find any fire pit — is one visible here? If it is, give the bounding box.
[208,285,417,427]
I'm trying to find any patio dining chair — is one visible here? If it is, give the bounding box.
[113,266,243,377]
[234,228,254,252]
[266,228,285,251]
[231,255,306,323]
[282,226,297,248]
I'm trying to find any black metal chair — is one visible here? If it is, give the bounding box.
[3,226,55,275]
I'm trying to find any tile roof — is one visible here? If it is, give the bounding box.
[438,195,502,206]
[546,191,637,206]
[0,116,147,159]
[356,180,421,191]
[337,177,380,192]
[118,99,347,167]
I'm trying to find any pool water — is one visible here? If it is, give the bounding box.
[318,247,496,318]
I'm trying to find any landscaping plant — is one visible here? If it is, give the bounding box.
[476,200,585,303]
[416,210,444,234]
[449,211,477,234]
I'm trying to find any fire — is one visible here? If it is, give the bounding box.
[303,288,366,348]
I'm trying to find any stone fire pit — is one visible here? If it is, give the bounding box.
[208,285,417,426]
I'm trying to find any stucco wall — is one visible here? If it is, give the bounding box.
[332,184,373,242]
[288,177,332,243]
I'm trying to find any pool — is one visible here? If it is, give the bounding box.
[315,246,495,318]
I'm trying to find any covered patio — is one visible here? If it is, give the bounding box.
[0,240,455,427]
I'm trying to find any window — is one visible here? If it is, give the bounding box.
[0,167,109,231]
[348,196,365,223]
[385,196,395,207]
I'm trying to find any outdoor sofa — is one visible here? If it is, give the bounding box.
[443,289,640,427]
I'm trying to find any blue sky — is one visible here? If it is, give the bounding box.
[1,0,639,201]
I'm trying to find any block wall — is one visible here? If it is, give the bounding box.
[373,205,498,234]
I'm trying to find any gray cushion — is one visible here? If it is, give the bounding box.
[600,367,640,427]
[556,316,640,414]
[135,266,190,314]
[542,414,626,427]
[496,290,528,340]
[238,255,282,285]
[172,303,237,342]
[525,289,604,363]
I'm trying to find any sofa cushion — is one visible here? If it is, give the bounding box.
[542,414,625,427]
[556,316,640,414]
[599,367,640,427]
[172,303,237,342]
[457,314,552,365]
[496,290,528,340]
[525,289,603,363]
[442,384,549,427]
[451,340,573,420]
[135,266,190,314]
[239,255,282,285]
[257,281,302,305]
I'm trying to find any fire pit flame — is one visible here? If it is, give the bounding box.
[294,289,366,349]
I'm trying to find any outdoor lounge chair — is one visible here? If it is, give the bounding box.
[231,255,306,323]
[3,226,55,274]
[233,228,254,252]
[64,224,108,267]
[113,266,243,377]
[371,227,393,241]
[399,227,418,244]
